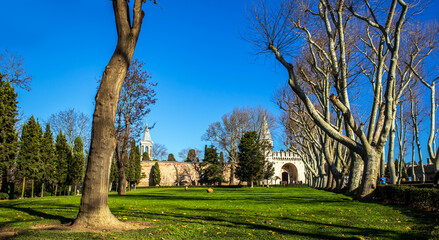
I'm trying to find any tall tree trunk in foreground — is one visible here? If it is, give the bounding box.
[73,0,145,230]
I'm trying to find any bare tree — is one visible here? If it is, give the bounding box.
[114,58,157,195]
[202,106,276,184]
[152,143,167,161]
[246,0,410,199]
[0,50,32,91]
[47,108,91,149]
[73,0,154,231]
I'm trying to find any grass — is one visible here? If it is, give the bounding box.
[0,186,438,239]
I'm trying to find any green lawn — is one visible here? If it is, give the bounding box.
[0,186,438,239]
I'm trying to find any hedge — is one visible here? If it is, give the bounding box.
[375,185,439,211]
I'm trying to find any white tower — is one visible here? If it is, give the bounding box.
[259,115,273,151]
[140,120,153,161]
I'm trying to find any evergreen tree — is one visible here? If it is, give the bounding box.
[54,131,71,195]
[235,131,264,188]
[40,123,56,197]
[126,143,141,188]
[200,145,224,185]
[16,116,43,197]
[109,154,119,190]
[167,153,176,161]
[0,78,18,194]
[70,136,85,194]
[152,162,161,186]
[142,151,150,161]
[185,149,196,162]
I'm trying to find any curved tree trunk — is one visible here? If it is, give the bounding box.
[73,0,145,230]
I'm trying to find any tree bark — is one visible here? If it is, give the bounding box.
[73,0,145,230]
[21,177,25,199]
[357,150,380,199]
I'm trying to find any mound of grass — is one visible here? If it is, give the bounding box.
[0,187,437,239]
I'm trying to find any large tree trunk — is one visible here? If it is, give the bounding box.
[21,177,25,199]
[387,120,397,184]
[347,153,362,194]
[357,150,380,199]
[73,0,144,230]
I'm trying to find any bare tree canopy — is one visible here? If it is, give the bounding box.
[0,50,32,91]
[47,108,91,150]
[152,143,168,161]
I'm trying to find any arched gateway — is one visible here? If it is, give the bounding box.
[259,117,305,185]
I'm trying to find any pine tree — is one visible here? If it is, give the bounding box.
[235,131,264,188]
[16,116,43,198]
[152,162,161,186]
[40,123,56,197]
[55,131,71,195]
[200,145,224,185]
[70,136,85,194]
[167,153,176,161]
[0,78,18,195]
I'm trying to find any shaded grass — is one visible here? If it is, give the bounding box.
[0,186,438,239]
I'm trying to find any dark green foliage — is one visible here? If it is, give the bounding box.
[168,153,176,161]
[69,136,85,186]
[40,123,56,185]
[375,185,439,211]
[185,149,196,162]
[109,154,119,186]
[235,131,264,185]
[152,162,161,186]
[219,152,225,165]
[142,151,150,161]
[16,116,43,181]
[262,158,274,181]
[0,78,18,193]
[200,145,224,185]
[126,143,141,184]
[54,131,71,187]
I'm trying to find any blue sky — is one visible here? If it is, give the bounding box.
[0,0,287,159]
[1,1,438,161]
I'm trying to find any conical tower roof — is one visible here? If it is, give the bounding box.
[141,120,153,144]
[259,115,273,147]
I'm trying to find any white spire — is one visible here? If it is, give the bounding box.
[140,119,153,160]
[259,115,273,148]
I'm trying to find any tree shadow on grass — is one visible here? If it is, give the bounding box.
[0,202,75,228]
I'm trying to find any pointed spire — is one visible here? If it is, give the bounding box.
[259,114,273,148]
[141,120,152,143]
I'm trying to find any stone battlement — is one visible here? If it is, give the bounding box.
[269,151,300,161]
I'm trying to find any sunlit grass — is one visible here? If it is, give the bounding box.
[0,186,437,239]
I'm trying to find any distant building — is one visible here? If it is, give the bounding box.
[259,116,306,184]
[140,120,153,160]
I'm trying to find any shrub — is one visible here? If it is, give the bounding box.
[375,185,439,211]
[0,192,9,200]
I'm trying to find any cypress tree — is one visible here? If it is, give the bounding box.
[0,78,19,195]
[185,149,196,162]
[235,131,264,188]
[40,123,56,197]
[142,151,150,161]
[152,162,161,186]
[70,136,85,194]
[16,116,43,198]
[109,154,119,191]
[167,153,176,161]
[200,145,224,185]
[55,131,71,195]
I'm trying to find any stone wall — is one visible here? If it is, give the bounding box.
[138,161,240,187]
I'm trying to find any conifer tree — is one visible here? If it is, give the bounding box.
[185,149,196,162]
[109,154,119,191]
[40,123,56,197]
[200,145,224,185]
[126,143,141,189]
[142,151,150,161]
[70,136,85,194]
[236,131,264,188]
[55,131,71,195]
[0,78,18,194]
[16,116,43,197]
[167,153,176,161]
[152,162,161,186]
